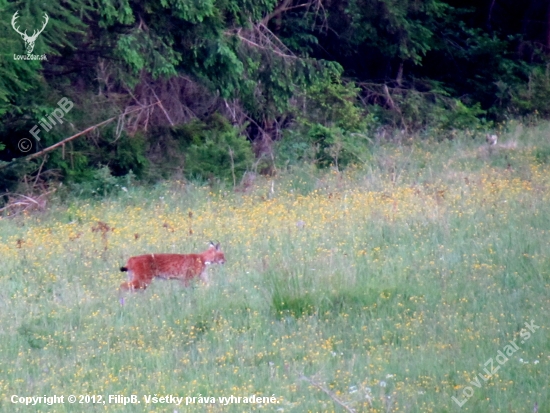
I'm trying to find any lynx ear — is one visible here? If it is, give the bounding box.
[208,240,221,250]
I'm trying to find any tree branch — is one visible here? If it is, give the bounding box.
[261,0,294,25]
[0,102,160,171]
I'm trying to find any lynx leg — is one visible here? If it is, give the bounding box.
[200,271,210,285]
[119,280,149,291]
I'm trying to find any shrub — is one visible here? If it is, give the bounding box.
[66,166,136,197]
[509,65,550,118]
[277,124,374,169]
[172,114,253,184]
[277,78,375,169]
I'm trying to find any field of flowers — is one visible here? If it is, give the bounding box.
[0,122,549,412]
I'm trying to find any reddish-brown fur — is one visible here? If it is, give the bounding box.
[119,242,225,291]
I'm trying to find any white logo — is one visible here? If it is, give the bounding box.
[11,11,48,56]
[29,97,74,143]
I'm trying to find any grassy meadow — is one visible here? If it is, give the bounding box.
[1,122,550,412]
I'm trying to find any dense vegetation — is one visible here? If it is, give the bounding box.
[1,0,549,194]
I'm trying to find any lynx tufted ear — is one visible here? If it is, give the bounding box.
[209,240,221,250]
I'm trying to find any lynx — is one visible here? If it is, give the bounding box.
[119,242,225,291]
[486,134,498,146]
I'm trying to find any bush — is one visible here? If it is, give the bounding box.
[509,65,550,118]
[299,78,367,131]
[277,78,375,169]
[277,124,373,169]
[368,85,488,135]
[66,166,136,197]
[172,114,253,184]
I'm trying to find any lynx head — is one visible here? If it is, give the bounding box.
[486,134,498,146]
[203,241,225,265]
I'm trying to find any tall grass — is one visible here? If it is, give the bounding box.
[1,122,549,412]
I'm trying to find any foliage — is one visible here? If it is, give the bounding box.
[114,29,181,84]
[1,0,550,187]
[173,114,254,183]
[0,161,37,194]
[343,0,449,66]
[91,0,331,122]
[368,85,488,134]
[277,78,374,168]
[65,166,136,197]
[277,124,373,169]
[508,65,550,118]
[299,78,367,131]
[533,146,550,165]
[0,0,89,117]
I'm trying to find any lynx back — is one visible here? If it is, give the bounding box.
[119,242,225,292]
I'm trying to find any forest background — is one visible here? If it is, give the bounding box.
[1,0,550,195]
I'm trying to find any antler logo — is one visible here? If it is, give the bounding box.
[11,11,49,55]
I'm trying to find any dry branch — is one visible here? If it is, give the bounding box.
[0,102,161,171]
[0,189,55,215]
[226,20,297,60]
